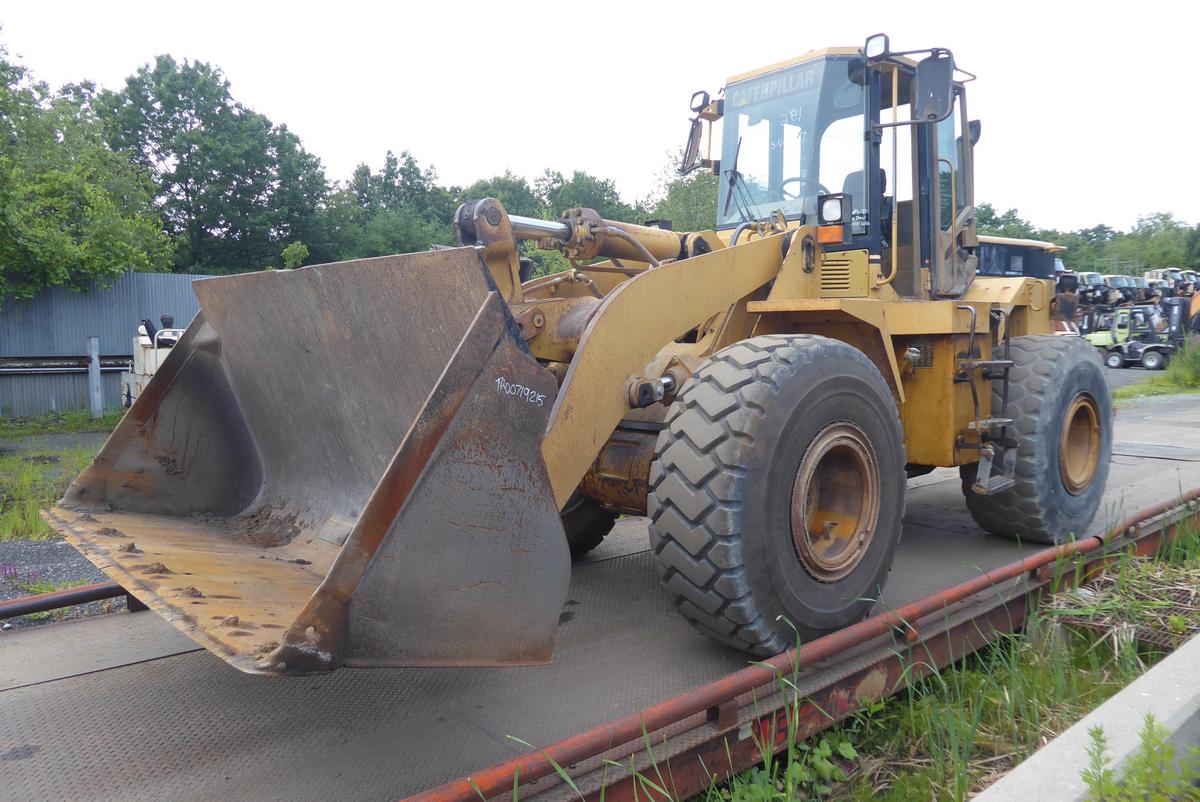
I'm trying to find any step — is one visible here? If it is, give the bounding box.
[968,418,1014,431]
[958,359,1014,371]
[971,473,1016,495]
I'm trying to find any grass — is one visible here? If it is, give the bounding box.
[504,528,1200,801]
[1113,334,1200,401]
[0,408,124,438]
[699,524,1200,801]
[791,619,1153,802]
[1043,558,1200,650]
[0,445,99,540]
[0,563,92,621]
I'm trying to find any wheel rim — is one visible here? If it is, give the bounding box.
[1060,393,1101,495]
[790,423,880,582]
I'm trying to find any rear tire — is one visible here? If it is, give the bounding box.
[561,493,617,559]
[1141,350,1165,370]
[647,335,905,654]
[1105,351,1125,369]
[961,335,1112,544]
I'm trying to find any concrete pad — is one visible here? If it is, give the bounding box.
[977,633,1200,800]
[0,610,196,692]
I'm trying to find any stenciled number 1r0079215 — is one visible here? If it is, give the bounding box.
[495,376,546,407]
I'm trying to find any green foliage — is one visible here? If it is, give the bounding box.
[536,169,639,222]
[829,613,1159,801]
[11,575,87,595]
[0,45,172,300]
[1083,714,1200,800]
[976,202,1198,274]
[324,150,458,259]
[0,444,99,541]
[1163,335,1200,388]
[280,241,309,269]
[975,202,1040,240]
[1113,336,1200,401]
[645,170,719,233]
[95,55,327,273]
[8,35,1197,291]
[463,172,543,218]
[0,408,123,438]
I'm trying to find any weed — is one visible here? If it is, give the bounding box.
[0,566,89,622]
[1113,335,1200,401]
[0,409,124,438]
[1083,714,1200,800]
[1044,530,1200,650]
[0,445,98,540]
[828,614,1155,801]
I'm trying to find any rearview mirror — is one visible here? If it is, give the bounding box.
[968,119,981,146]
[913,50,955,122]
[679,117,703,175]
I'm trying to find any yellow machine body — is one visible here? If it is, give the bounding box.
[46,42,1067,674]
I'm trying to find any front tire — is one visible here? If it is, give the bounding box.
[561,493,617,559]
[961,335,1112,544]
[648,335,905,654]
[1105,351,1125,369]
[1141,350,1165,370]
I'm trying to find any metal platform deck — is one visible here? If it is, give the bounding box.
[2,397,1199,801]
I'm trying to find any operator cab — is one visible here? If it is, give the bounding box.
[695,37,979,300]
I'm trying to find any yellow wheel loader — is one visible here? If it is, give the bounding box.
[45,35,1112,674]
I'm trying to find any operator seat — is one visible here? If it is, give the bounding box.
[841,168,887,212]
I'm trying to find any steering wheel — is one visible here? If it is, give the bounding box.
[780,176,830,202]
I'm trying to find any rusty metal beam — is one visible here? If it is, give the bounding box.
[587,598,1028,802]
[0,581,124,619]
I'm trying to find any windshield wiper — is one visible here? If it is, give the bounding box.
[722,137,756,224]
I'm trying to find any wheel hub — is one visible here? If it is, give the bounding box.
[790,423,881,582]
[1060,392,1101,495]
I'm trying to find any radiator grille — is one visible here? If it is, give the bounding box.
[821,257,852,293]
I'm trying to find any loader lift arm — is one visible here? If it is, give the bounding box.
[457,198,787,507]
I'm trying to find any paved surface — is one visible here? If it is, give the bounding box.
[1,400,1198,799]
[1105,364,1154,392]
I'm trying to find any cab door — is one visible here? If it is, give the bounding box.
[929,86,977,297]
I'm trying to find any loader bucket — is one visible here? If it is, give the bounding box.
[44,248,570,675]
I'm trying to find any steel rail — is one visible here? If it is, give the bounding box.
[414,487,1200,802]
[0,581,125,619]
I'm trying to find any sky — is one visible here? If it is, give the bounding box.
[3,0,1196,232]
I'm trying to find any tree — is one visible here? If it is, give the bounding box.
[462,171,543,218]
[535,170,639,221]
[280,241,308,268]
[0,45,172,300]
[975,203,1039,240]
[1108,213,1190,270]
[97,56,327,273]
[644,171,719,232]
[321,150,458,259]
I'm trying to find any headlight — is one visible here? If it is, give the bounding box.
[865,33,889,60]
[819,196,845,225]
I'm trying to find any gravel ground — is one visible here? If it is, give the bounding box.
[0,540,127,631]
[0,429,124,633]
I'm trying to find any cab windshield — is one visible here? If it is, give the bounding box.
[718,56,866,229]
[1084,274,1104,286]
[1108,276,1131,288]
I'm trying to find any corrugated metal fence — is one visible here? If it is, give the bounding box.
[0,272,210,416]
